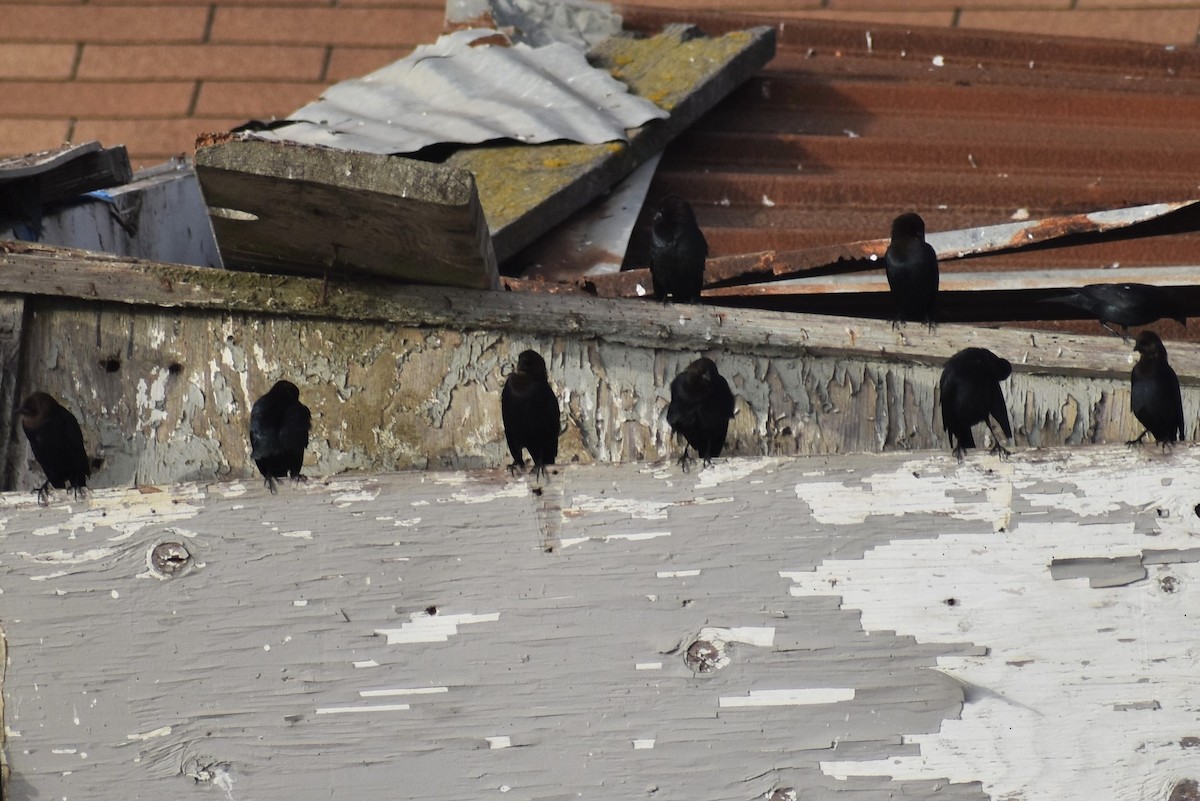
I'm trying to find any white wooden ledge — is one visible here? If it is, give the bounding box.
[2,446,1199,800]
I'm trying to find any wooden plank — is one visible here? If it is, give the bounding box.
[3,447,1200,799]
[193,138,499,290]
[0,245,1195,488]
[0,297,25,489]
[451,24,777,262]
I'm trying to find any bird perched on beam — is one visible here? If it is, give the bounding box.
[649,195,708,304]
[250,380,311,493]
[667,357,735,472]
[16,392,91,504]
[501,349,560,480]
[1039,283,1187,341]
[938,348,1013,460]
[1127,331,1185,447]
[884,212,939,329]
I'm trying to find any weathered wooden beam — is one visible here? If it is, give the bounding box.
[451,24,776,262]
[194,137,499,289]
[2,447,1199,800]
[0,244,1194,490]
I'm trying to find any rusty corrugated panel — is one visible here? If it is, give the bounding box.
[590,7,1200,336]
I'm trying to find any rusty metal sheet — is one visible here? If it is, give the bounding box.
[584,200,1200,298]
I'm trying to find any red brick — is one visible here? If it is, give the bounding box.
[0,5,209,43]
[958,9,1200,44]
[831,0,1069,6]
[1078,0,1200,6]
[210,7,444,46]
[325,46,413,81]
[2,81,195,117]
[194,80,324,116]
[0,119,71,158]
[78,45,327,81]
[0,44,77,78]
[764,10,957,26]
[71,117,242,161]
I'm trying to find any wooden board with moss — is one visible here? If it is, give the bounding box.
[193,137,499,290]
[0,243,1192,495]
[455,23,776,262]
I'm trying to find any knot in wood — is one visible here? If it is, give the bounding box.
[768,789,797,801]
[150,542,192,578]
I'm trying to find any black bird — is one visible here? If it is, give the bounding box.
[649,196,708,304]
[667,357,736,471]
[16,392,91,504]
[939,348,1014,460]
[884,212,939,329]
[1040,283,1187,340]
[1127,331,1185,447]
[501,350,560,480]
[250,380,311,494]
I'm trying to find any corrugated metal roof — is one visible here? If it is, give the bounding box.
[245,27,668,155]
[570,7,1200,338]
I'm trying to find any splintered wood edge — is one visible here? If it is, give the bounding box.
[0,246,1177,382]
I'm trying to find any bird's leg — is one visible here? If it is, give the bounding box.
[677,445,694,473]
[701,457,716,470]
[1097,319,1125,341]
[507,459,526,478]
[952,444,967,462]
[264,475,280,495]
[891,318,903,331]
[34,480,50,506]
[290,472,308,487]
[1125,429,1149,447]
[985,422,1011,460]
[71,484,87,501]
[925,317,937,334]
[530,463,549,481]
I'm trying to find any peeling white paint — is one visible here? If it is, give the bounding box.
[352,660,379,668]
[126,726,172,741]
[635,662,662,670]
[360,687,448,697]
[632,739,655,749]
[279,530,313,540]
[698,626,775,648]
[486,736,512,749]
[604,531,670,542]
[696,457,779,489]
[15,548,116,565]
[375,612,500,644]
[656,570,700,578]
[718,688,855,708]
[448,484,528,505]
[315,704,411,714]
[566,495,671,520]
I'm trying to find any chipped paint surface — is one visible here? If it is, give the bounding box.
[14,298,1195,495]
[3,450,1199,799]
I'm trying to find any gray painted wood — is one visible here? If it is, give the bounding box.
[3,446,1199,800]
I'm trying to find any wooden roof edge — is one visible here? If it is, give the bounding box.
[0,241,1174,382]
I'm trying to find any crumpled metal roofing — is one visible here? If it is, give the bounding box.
[249,27,669,155]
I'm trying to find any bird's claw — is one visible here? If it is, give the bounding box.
[34,483,50,506]
[507,461,525,478]
[989,442,1011,460]
[677,452,693,473]
[264,475,279,495]
[952,446,966,462]
[530,464,549,481]
[291,473,308,487]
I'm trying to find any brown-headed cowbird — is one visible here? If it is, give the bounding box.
[501,350,560,480]
[884,212,939,329]
[649,196,708,304]
[939,348,1013,460]
[667,357,735,471]
[250,380,311,494]
[1041,283,1187,341]
[1127,331,1185,447]
[16,392,91,504]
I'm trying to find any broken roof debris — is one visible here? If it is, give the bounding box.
[246,28,669,155]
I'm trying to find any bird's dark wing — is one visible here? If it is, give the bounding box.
[279,402,311,475]
[938,367,958,436]
[249,397,277,461]
[501,375,531,464]
[1168,367,1186,441]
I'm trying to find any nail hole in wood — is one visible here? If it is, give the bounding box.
[168,362,183,375]
[102,357,121,373]
[150,542,192,577]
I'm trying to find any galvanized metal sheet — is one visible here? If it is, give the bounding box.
[251,28,669,155]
